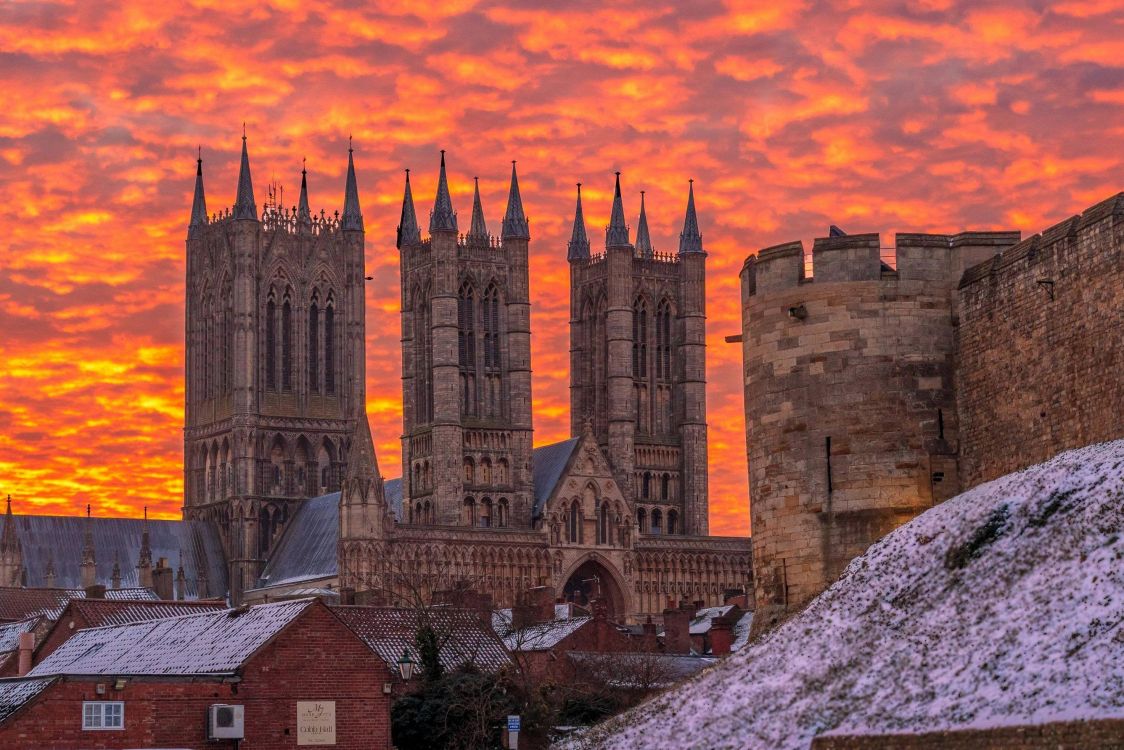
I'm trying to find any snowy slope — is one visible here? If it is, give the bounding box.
[570,440,1124,749]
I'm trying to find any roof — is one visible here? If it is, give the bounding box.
[0,677,55,723]
[333,606,512,673]
[531,438,580,517]
[27,599,315,677]
[0,617,41,653]
[256,493,340,588]
[60,598,227,628]
[689,605,735,635]
[0,513,227,597]
[730,611,754,652]
[385,478,403,519]
[492,610,592,652]
[0,587,159,622]
[566,651,717,688]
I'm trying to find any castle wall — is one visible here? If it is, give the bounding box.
[739,230,1017,626]
[956,194,1124,487]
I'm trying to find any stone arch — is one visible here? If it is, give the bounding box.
[559,554,631,620]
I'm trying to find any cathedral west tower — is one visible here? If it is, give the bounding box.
[184,134,367,601]
[397,153,535,529]
[568,175,709,535]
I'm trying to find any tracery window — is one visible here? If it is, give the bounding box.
[281,296,292,391]
[324,298,336,395]
[266,296,277,390]
[309,296,320,393]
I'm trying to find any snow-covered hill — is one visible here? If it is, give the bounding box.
[570,440,1124,749]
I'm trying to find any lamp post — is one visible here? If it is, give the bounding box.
[397,649,415,681]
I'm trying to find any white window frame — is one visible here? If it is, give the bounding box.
[82,701,124,731]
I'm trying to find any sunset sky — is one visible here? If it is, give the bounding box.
[1,1,1123,535]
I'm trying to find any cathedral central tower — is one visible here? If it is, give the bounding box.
[397,153,534,529]
[183,134,366,601]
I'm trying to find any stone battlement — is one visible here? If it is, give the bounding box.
[745,231,1020,296]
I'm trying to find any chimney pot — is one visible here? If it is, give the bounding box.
[17,631,33,676]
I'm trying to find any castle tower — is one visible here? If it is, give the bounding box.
[569,175,709,535]
[183,133,367,602]
[398,154,535,528]
[0,496,23,587]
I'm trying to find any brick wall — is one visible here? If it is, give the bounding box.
[811,718,1124,749]
[0,603,392,749]
[956,194,1124,487]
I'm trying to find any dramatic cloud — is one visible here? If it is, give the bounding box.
[1,0,1123,534]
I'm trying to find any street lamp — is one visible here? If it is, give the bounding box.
[397,649,415,681]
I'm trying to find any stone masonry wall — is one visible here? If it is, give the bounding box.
[739,229,1017,628]
[957,193,1124,487]
[811,719,1124,750]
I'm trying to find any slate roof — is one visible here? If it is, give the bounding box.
[0,514,227,598]
[0,617,41,653]
[333,606,512,673]
[385,478,403,519]
[60,598,227,628]
[0,587,159,622]
[689,605,735,635]
[0,677,55,723]
[256,493,340,588]
[492,610,592,652]
[28,599,315,677]
[530,438,580,517]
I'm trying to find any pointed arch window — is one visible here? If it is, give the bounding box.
[281,295,293,391]
[667,510,678,535]
[414,288,432,423]
[651,508,663,535]
[656,299,672,381]
[598,502,610,545]
[266,295,277,390]
[324,298,336,395]
[568,500,582,544]
[632,299,648,378]
[308,295,320,393]
[637,508,647,534]
[483,285,501,370]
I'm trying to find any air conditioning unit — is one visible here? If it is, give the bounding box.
[208,704,245,740]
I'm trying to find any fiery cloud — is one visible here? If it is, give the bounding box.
[2,0,1124,536]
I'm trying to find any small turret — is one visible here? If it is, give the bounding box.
[397,169,421,249]
[176,551,187,600]
[188,148,207,236]
[678,179,704,254]
[111,552,121,590]
[567,183,590,261]
[297,158,311,227]
[341,138,363,232]
[136,506,153,588]
[80,504,96,589]
[45,555,56,589]
[635,190,653,258]
[233,127,257,221]
[468,177,488,239]
[502,161,530,240]
[606,172,630,249]
[430,150,457,234]
[0,496,23,588]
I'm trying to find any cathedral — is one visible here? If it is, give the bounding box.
[0,135,752,623]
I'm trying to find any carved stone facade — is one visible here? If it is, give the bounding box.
[183,137,366,601]
[182,142,750,618]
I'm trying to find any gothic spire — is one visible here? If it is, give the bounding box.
[346,408,382,481]
[0,496,16,553]
[297,158,311,225]
[233,127,257,221]
[397,169,421,249]
[635,190,653,258]
[189,147,207,232]
[501,161,530,240]
[80,504,96,588]
[138,506,152,571]
[567,183,590,261]
[430,150,457,233]
[606,171,630,248]
[468,177,488,239]
[341,137,363,231]
[678,179,704,254]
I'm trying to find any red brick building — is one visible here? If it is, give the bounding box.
[0,599,391,749]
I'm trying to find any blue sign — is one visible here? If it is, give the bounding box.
[507,715,521,732]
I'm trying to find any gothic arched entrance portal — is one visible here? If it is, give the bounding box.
[561,558,626,620]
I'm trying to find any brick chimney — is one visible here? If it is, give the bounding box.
[17,631,33,676]
[152,557,174,600]
[662,603,696,655]
[710,618,734,655]
[724,589,748,609]
[84,584,106,599]
[641,616,658,652]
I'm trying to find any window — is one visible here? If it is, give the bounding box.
[266,297,277,389]
[324,303,336,395]
[83,701,124,731]
[568,500,582,543]
[651,508,662,535]
[309,300,320,392]
[281,298,293,391]
[668,510,678,535]
[637,508,647,534]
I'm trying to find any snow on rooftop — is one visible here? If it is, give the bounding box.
[0,677,54,723]
[28,599,314,677]
[567,439,1124,749]
[492,609,592,652]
